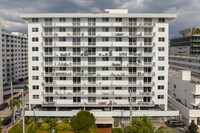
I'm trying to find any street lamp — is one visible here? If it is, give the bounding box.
[20,89,25,133]
[128,88,132,124]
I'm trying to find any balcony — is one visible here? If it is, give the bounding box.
[129,32,142,37]
[73,62,81,66]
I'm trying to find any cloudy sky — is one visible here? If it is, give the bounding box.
[0,0,199,37]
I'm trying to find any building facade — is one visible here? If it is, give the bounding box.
[170,27,200,56]
[168,69,200,126]
[0,24,3,103]
[21,9,178,117]
[2,32,28,85]
[169,55,200,76]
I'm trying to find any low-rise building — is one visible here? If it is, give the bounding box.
[168,69,200,126]
[170,27,200,56]
[169,55,200,76]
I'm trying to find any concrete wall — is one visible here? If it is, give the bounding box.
[0,24,3,103]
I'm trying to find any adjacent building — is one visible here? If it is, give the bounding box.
[170,27,200,56]
[168,69,200,126]
[2,32,28,85]
[169,55,200,76]
[21,9,178,118]
[0,24,3,103]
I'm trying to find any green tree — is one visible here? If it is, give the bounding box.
[42,117,51,123]
[188,121,198,133]
[9,99,20,125]
[70,110,96,133]
[125,117,174,133]
[62,118,69,124]
[23,85,29,91]
[50,118,58,128]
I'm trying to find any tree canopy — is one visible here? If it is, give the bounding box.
[70,110,96,133]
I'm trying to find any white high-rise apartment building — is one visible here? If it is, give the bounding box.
[21,9,178,118]
[2,32,28,85]
[0,24,3,103]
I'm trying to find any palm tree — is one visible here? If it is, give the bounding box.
[9,99,20,125]
[24,85,29,92]
[125,117,174,133]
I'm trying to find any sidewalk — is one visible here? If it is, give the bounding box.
[3,117,22,133]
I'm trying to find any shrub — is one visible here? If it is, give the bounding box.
[40,123,51,130]
[42,117,51,123]
[55,122,66,130]
[36,121,42,128]
[51,118,58,128]
[114,120,119,127]
[66,124,73,130]
[62,118,69,124]
[112,128,123,133]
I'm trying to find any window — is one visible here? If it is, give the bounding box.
[158,56,165,61]
[32,76,39,80]
[158,95,164,99]
[158,66,165,71]
[32,85,39,90]
[158,28,165,32]
[115,77,122,80]
[32,37,38,42]
[73,97,81,103]
[115,47,122,51]
[102,27,109,32]
[59,67,67,71]
[102,97,108,99]
[115,37,122,42]
[32,28,39,32]
[102,57,109,61]
[33,95,39,99]
[174,84,176,88]
[32,56,39,61]
[115,67,122,71]
[158,85,164,90]
[158,18,165,22]
[115,97,122,99]
[158,76,164,80]
[102,47,109,51]
[59,57,66,61]
[115,87,122,90]
[59,47,66,51]
[60,97,67,99]
[32,66,39,71]
[102,37,109,42]
[158,37,165,42]
[60,87,66,90]
[115,57,122,61]
[102,67,109,71]
[32,18,38,23]
[102,87,109,90]
[59,37,66,42]
[116,18,122,22]
[158,47,165,51]
[102,77,109,80]
[59,18,66,22]
[32,47,38,51]
[102,18,109,22]
[115,27,122,32]
[88,97,96,103]
[60,77,67,80]
[59,27,66,32]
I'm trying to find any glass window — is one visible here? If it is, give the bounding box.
[102,67,109,71]
[32,47,38,51]
[102,57,109,61]
[158,56,165,61]
[115,18,122,22]
[158,28,165,32]
[59,18,66,22]
[102,37,109,42]
[102,77,109,80]
[158,47,165,51]
[102,18,109,22]
[32,28,39,32]
[102,27,109,32]
[158,18,165,22]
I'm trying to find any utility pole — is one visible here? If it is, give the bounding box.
[11,81,15,124]
[21,90,25,133]
[129,90,132,124]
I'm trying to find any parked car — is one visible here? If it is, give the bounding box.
[167,119,185,127]
[15,108,22,116]
[0,102,8,111]
[2,116,11,125]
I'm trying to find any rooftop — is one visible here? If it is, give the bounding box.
[20,9,177,19]
[169,55,200,60]
[169,69,200,84]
